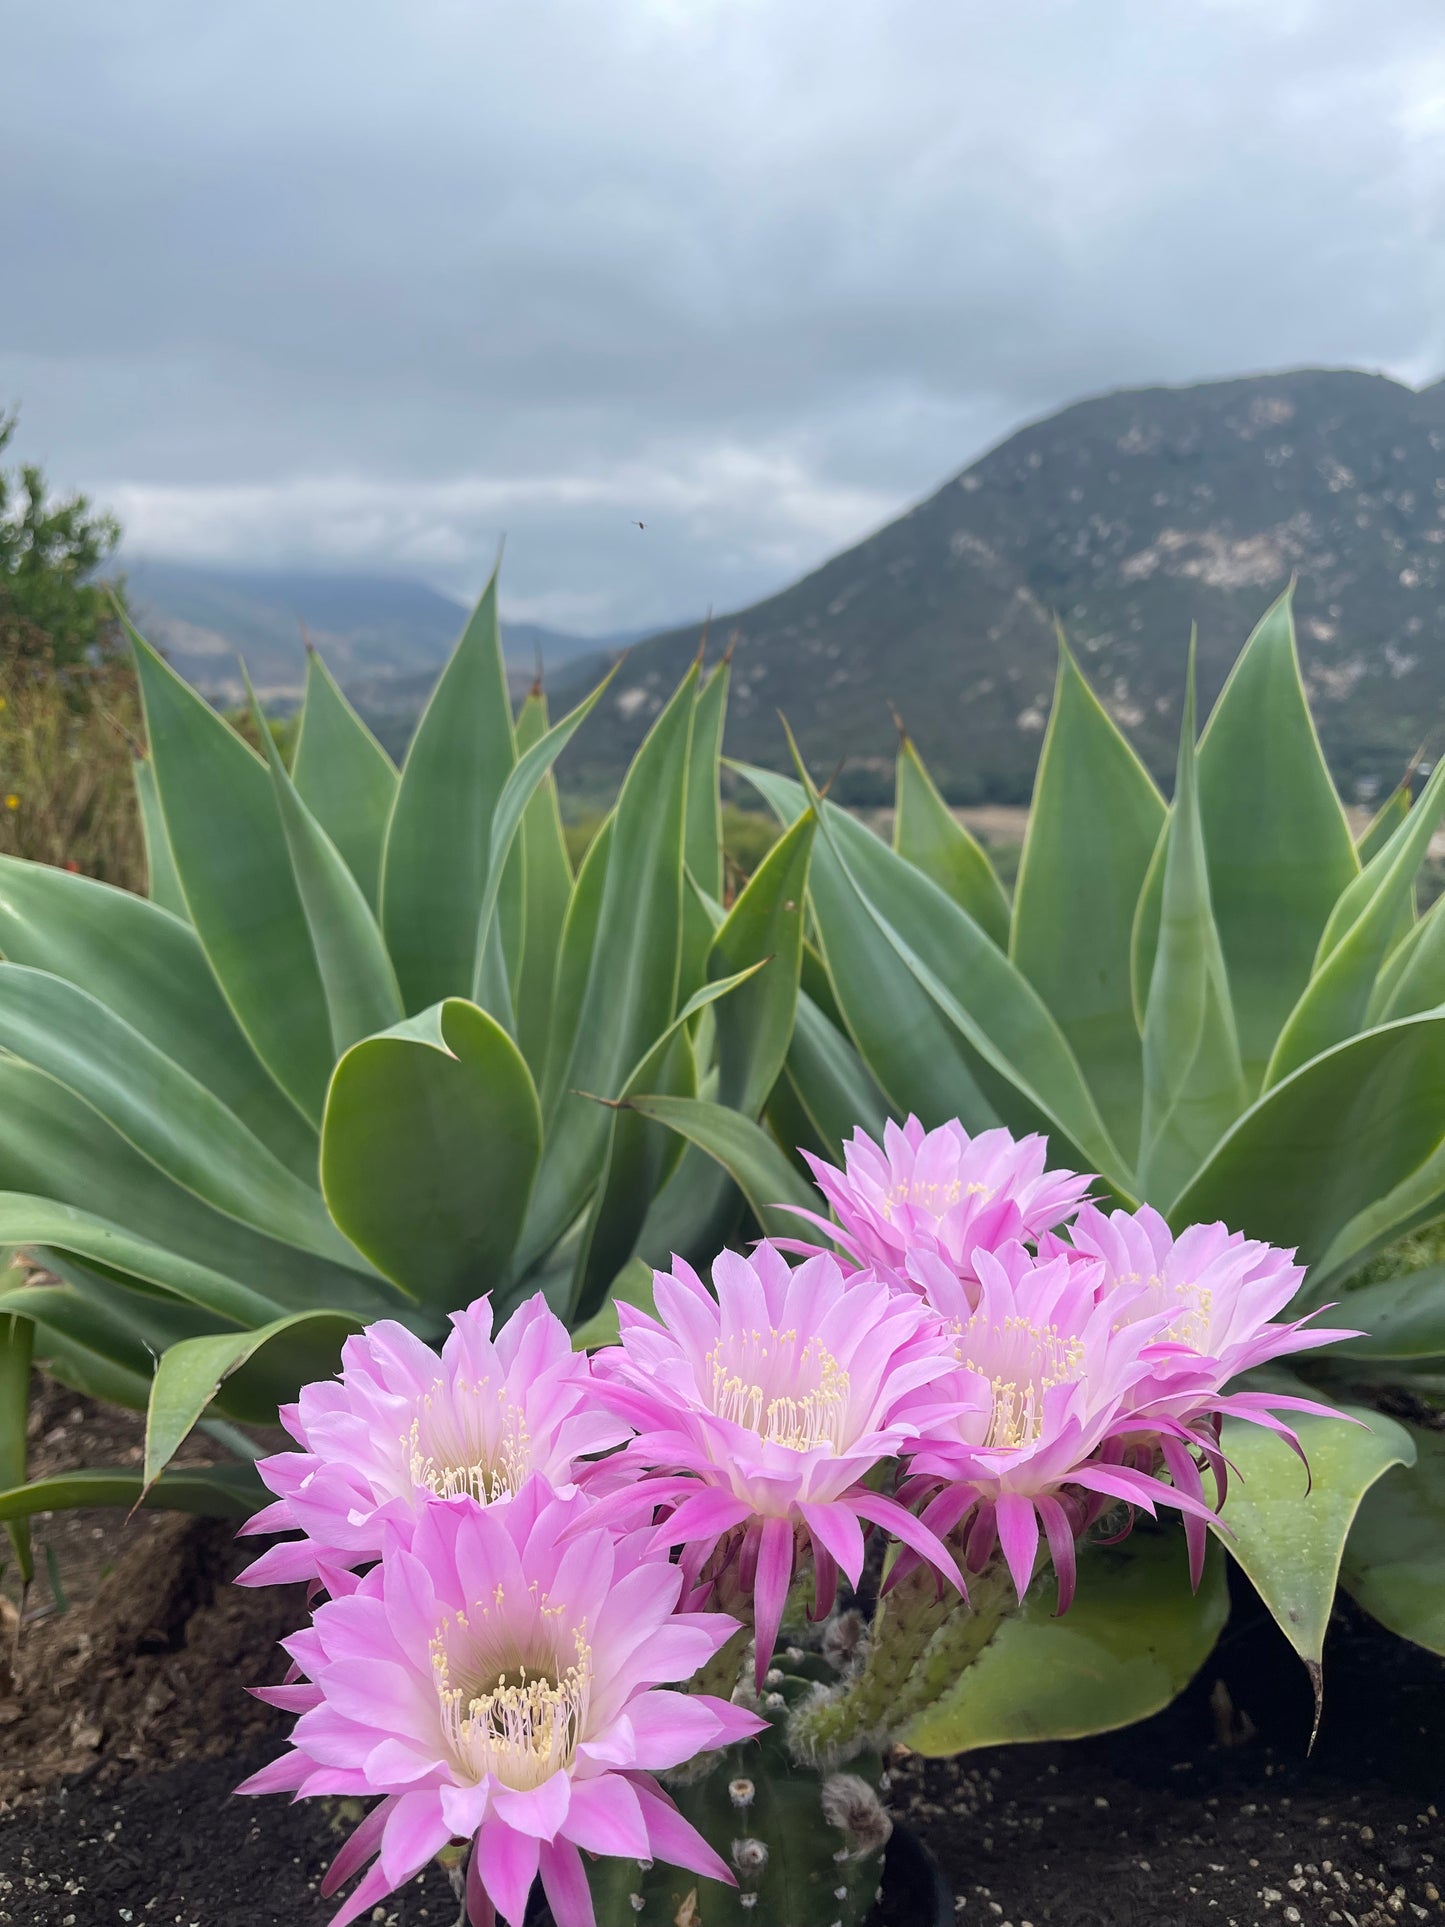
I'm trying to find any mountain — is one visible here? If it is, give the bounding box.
[123,560,620,716]
[555,368,1445,804]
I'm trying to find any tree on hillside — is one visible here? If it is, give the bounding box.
[0,409,127,667]
[0,410,143,889]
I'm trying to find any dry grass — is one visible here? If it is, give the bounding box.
[0,651,146,890]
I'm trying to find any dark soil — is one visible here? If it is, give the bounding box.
[1,1380,1441,1927]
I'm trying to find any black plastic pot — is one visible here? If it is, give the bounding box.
[873,1820,953,1926]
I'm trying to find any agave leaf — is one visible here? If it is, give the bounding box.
[1356,778,1411,861]
[381,571,517,1012]
[741,762,1131,1193]
[737,763,992,1131]
[1368,891,1445,1025]
[1136,595,1357,1091]
[539,814,613,1119]
[0,857,317,1180]
[620,1092,824,1241]
[0,1195,285,1329]
[322,998,542,1310]
[0,1302,33,1581]
[1316,754,1445,964]
[133,752,188,918]
[776,990,893,1165]
[573,962,770,1318]
[246,678,404,1054]
[518,669,696,1273]
[18,1299,157,1407]
[894,734,1011,950]
[1327,1267,1445,1362]
[291,648,398,912]
[681,655,731,995]
[0,963,355,1263]
[571,971,765,1324]
[568,1256,655,1352]
[0,1054,394,1316]
[0,1273,226,1385]
[1340,1424,1445,1655]
[1265,755,1445,1088]
[1168,1011,1445,1267]
[1310,1126,1445,1295]
[0,1463,263,1522]
[710,810,816,1116]
[901,1532,1227,1755]
[630,820,819,1282]
[143,1309,365,1487]
[1011,641,1165,1164]
[1137,644,1248,1203]
[1214,1385,1414,1681]
[1134,604,1361,1029]
[512,692,575,1080]
[128,622,335,1123]
[470,666,615,1023]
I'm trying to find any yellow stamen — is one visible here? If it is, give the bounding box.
[432,1603,591,1790]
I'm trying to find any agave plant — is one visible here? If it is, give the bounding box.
[635,588,1443,1746]
[0,573,815,1538]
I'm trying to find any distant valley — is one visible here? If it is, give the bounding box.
[123,560,627,754]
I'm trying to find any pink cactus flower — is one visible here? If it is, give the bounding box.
[1060,1203,1358,1583]
[786,1115,1092,1300]
[904,1241,1213,1610]
[237,1294,628,1588]
[589,1242,965,1686]
[239,1479,763,1927]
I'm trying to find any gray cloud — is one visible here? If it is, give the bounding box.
[3,0,1443,631]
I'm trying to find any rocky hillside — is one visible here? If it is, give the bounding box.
[557,369,1445,803]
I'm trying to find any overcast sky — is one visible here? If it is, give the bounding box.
[4,1,1444,633]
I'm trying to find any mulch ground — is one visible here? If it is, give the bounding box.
[0,1379,1440,1927]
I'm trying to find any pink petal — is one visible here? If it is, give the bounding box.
[328,1858,397,1927]
[994,1492,1041,1602]
[321,1798,388,1898]
[632,1778,736,1884]
[798,1501,866,1586]
[234,1750,308,1797]
[475,1809,541,1927]
[379,1789,453,1885]
[751,1514,795,1690]
[853,1489,965,1599]
[467,1843,498,1927]
[648,1487,754,1549]
[1034,1493,1077,1614]
[562,1773,650,1859]
[234,1538,320,1588]
[538,1838,597,1927]
[492,1770,571,1843]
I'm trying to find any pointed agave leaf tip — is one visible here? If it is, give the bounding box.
[721,630,739,666]
[887,701,909,746]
